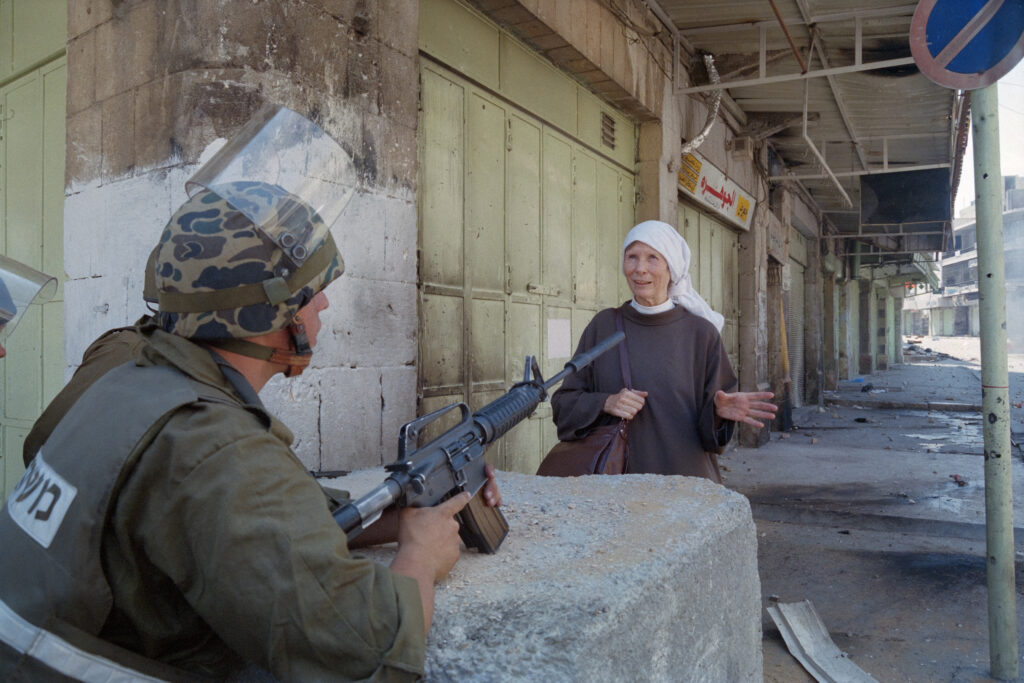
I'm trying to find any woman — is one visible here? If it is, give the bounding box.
[551,220,776,482]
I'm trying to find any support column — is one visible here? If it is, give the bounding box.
[858,278,874,375]
[635,79,682,224]
[973,83,1018,681]
[822,255,839,390]
[738,203,771,446]
[803,231,823,404]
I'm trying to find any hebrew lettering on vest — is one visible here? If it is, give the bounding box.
[29,483,63,521]
[13,460,44,502]
[6,453,78,549]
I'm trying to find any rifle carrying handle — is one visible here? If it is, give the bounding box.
[457,489,509,554]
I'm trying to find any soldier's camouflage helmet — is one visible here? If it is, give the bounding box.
[153,181,344,340]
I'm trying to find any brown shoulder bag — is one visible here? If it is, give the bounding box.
[537,310,631,476]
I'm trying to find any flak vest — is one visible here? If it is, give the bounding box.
[0,360,241,682]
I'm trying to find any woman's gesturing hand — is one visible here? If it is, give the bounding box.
[603,388,649,419]
[713,390,778,427]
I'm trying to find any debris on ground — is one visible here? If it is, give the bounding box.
[950,474,968,487]
[768,600,879,683]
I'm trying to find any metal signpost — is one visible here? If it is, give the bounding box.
[911,1,1024,679]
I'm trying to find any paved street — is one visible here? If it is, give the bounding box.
[721,337,1024,682]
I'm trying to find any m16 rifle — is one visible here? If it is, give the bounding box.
[332,331,625,554]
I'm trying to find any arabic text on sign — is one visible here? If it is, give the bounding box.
[700,176,736,209]
[736,196,751,222]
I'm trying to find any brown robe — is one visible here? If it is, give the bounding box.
[551,303,737,482]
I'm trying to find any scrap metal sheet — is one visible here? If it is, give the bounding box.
[768,600,879,683]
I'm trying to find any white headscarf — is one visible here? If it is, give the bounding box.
[622,220,725,331]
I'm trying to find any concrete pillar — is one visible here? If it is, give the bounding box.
[822,258,839,390]
[763,196,789,432]
[738,203,771,446]
[893,290,904,363]
[835,280,843,382]
[347,471,764,681]
[636,99,681,224]
[803,232,823,404]
[65,0,422,471]
[845,278,860,379]
[875,285,889,371]
[858,278,875,375]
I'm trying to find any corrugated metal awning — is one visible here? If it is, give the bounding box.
[651,0,961,265]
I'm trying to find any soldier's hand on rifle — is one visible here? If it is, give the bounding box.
[390,493,471,628]
[603,388,649,419]
[394,493,470,579]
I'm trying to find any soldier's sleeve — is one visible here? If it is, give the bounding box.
[129,404,426,681]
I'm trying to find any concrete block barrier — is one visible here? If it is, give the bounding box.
[348,471,763,682]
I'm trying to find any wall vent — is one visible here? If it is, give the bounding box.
[601,112,616,150]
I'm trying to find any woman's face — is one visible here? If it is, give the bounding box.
[623,241,671,307]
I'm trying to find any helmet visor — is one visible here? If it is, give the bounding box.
[185,105,357,265]
[0,255,57,343]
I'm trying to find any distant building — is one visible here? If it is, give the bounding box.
[903,176,1024,344]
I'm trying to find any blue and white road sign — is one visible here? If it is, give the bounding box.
[910,0,1024,90]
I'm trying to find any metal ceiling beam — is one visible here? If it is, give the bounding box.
[856,250,942,256]
[677,4,917,37]
[743,113,809,140]
[794,0,870,173]
[678,57,916,94]
[769,162,950,180]
[800,79,852,208]
[768,0,807,73]
[823,231,946,239]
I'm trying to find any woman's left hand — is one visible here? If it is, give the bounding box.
[714,390,778,427]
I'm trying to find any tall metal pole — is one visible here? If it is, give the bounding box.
[972,83,1018,681]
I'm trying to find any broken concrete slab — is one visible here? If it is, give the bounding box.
[339,470,763,682]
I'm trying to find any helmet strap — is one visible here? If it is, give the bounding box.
[204,311,314,378]
[281,312,313,377]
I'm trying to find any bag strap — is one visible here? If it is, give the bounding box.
[614,308,632,390]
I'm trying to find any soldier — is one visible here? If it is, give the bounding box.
[0,254,56,360]
[0,106,499,681]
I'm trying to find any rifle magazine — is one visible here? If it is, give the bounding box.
[457,492,508,554]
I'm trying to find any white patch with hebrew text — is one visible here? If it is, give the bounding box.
[7,454,77,549]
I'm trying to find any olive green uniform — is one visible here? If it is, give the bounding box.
[9,323,426,681]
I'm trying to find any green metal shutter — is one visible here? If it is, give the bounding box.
[418,61,636,474]
[678,203,740,370]
[0,56,65,498]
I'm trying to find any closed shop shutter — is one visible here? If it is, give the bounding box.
[418,48,636,474]
[1,55,65,498]
[678,203,740,370]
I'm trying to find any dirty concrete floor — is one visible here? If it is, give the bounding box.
[720,337,1024,682]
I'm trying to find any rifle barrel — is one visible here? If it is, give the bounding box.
[542,330,625,391]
